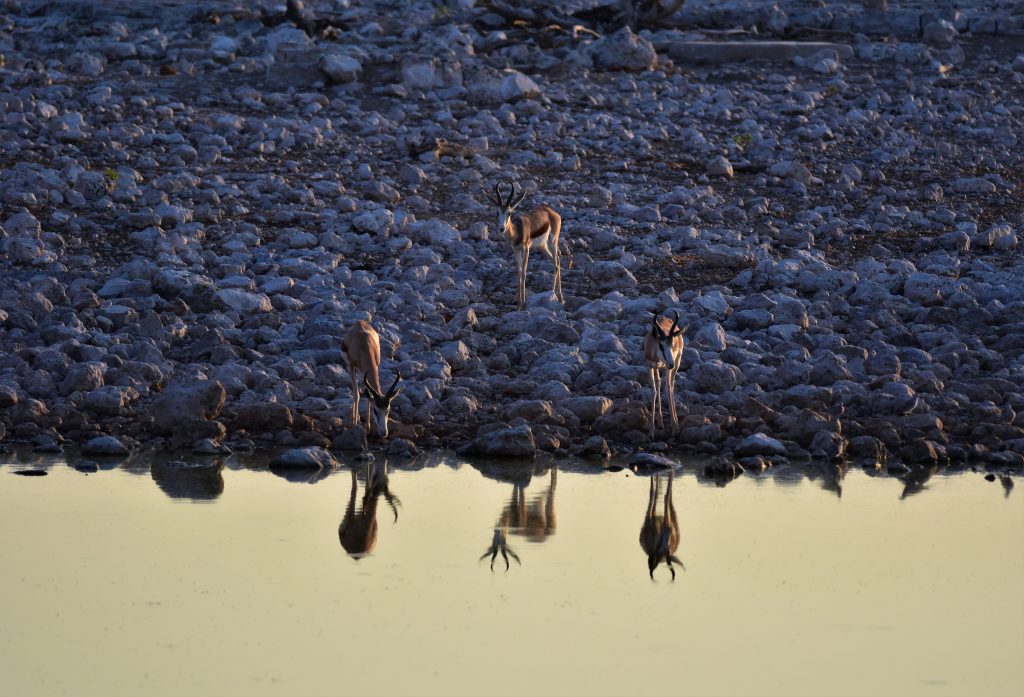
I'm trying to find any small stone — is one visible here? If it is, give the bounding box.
[81,435,130,457]
[500,71,542,102]
[706,156,733,178]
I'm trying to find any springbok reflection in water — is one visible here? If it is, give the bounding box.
[640,473,684,581]
[339,460,401,559]
[477,464,557,572]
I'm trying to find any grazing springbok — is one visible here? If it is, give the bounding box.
[480,466,557,571]
[480,181,563,309]
[338,460,400,559]
[342,320,403,438]
[643,310,686,438]
[640,473,684,581]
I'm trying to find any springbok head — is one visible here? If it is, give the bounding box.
[481,182,527,236]
[362,373,403,438]
[651,310,686,362]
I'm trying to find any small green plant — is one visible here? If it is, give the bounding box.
[432,1,453,21]
[731,132,753,150]
[102,167,119,182]
[825,84,839,98]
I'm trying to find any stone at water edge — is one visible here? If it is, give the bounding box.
[385,438,418,459]
[576,435,611,460]
[734,433,787,457]
[81,435,130,456]
[270,446,338,469]
[332,426,368,452]
[628,453,677,472]
[462,425,536,459]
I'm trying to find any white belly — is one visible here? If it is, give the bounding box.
[529,232,549,250]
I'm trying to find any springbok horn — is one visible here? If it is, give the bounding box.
[511,186,527,209]
[386,373,402,399]
[506,182,519,208]
[480,183,499,205]
[652,314,664,340]
[669,310,680,337]
[363,375,381,400]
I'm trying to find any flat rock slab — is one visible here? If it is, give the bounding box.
[664,41,854,64]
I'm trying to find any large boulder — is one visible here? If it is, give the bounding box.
[734,433,787,457]
[462,424,536,459]
[150,381,226,444]
[232,402,294,432]
[557,396,613,424]
[81,435,130,457]
[589,27,657,71]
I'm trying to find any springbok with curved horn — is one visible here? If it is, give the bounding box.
[640,473,684,581]
[643,310,686,438]
[480,181,563,309]
[342,320,403,438]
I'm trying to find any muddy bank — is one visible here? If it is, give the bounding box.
[1,1,1023,470]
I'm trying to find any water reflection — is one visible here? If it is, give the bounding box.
[900,466,937,500]
[639,473,684,581]
[806,462,847,499]
[473,462,558,572]
[150,459,225,501]
[339,460,400,559]
[1001,475,1014,498]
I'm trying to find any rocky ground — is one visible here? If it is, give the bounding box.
[1,0,1023,471]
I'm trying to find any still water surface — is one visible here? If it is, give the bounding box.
[1,453,1022,697]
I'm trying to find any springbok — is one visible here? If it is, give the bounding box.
[338,460,400,559]
[640,473,684,580]
[644,310,686,438]
[479,465,557,571]
[480,181,563,309]
[342,320,403,438]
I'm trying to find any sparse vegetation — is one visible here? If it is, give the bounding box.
[731,132,754,150]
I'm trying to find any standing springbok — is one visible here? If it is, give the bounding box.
[643,310,686,438]
[640,473,684,581]
[480,181,563,309]
[342,320,403,438]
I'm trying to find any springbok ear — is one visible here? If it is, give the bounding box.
[388,385,404,402]
[672,323,688,338]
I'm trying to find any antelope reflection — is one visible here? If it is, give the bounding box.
[640,473,684,581]
[479,465,557,572]
[339,460,400,559]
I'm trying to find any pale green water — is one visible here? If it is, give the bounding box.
[1,453,1022,697]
